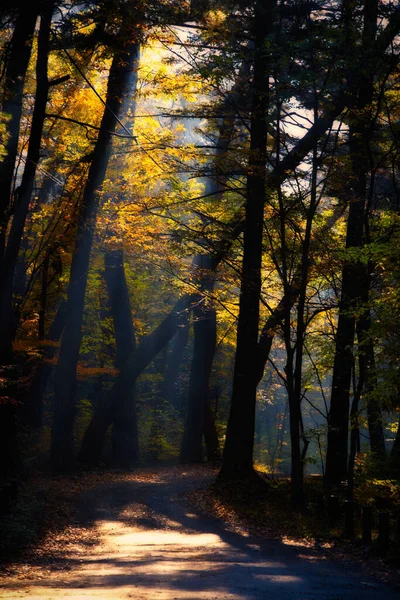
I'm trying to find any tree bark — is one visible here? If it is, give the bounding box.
[326,0,378,486]
[0,5,51,363]
[51,41,141,472]
[220,1,271,480]
[79,294,196,465]
[28,299,67,430]
[0,7,37,260]
[348,360,362,501]
[104,248,139,466]
[178,58,251,461]
[162,320,189,412]
[204,401,220,462]
[180,255,217,463]
[284,154,316,507]
[356,274,386,455]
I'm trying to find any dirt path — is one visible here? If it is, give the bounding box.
[0,467,397,599]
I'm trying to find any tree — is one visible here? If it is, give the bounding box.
[326,0,381,486]
[221,0,273,480]
[221,1,400,494]
[51,29,141,471]
[180,255,218,462]
[104,248,139,466]
[0,1,55,363]
[79,293,196,464]
[0,5,37,261]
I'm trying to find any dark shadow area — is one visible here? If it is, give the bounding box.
[2,467,395,599]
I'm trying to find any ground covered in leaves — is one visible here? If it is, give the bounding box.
[185,472,400,590]
[0,464,399,592]
[0,466,179,582]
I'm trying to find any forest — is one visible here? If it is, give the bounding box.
[1,0,400,574]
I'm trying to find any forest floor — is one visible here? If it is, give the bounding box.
[0,465,399,599]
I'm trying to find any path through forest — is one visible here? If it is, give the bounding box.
[0,467,397,599]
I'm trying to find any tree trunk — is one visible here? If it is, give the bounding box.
[204,402,220,462]
[220,1,271,480]
[356,268,386,455]
[179,59,252,461]
[325,272,358,485]
[348,360,362,502]
[0,4,52,363]
[79,294,195,465]
[180,255,217,463]
[0,7,37,260]
[326,0,378,486]
[28,299,67,430]
[287,96,319,508]
[364,340,386,455]
[178,59,252,461]
[104,248,139,467]
[51,41,141,472]
[162,320,189,412]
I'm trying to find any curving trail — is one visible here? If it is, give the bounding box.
[0,467,397,599]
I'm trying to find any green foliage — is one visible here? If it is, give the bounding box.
[138,399,184,461]
[354,471,400,510]
[1,0,400,521]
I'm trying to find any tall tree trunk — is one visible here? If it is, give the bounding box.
[0,7,37,261]
[180,255,217,463]
[79,294,195,465]
[176,59,252,461]
[275,93,302,504]
[162,320,189,411]
[0,7,50,495]
[51,41,141,472]
[0,5,52,363]
[348,360,362,501]
[204,402,220,462]
[356,277,385,455]
[364,344,385,454]
[326,0,378,486]
[325,269,359,485]
[178,59,252,462]
[287,92,319,508]
[104,248,139,466]
[220,1,271,480]
[28,299,67,430]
